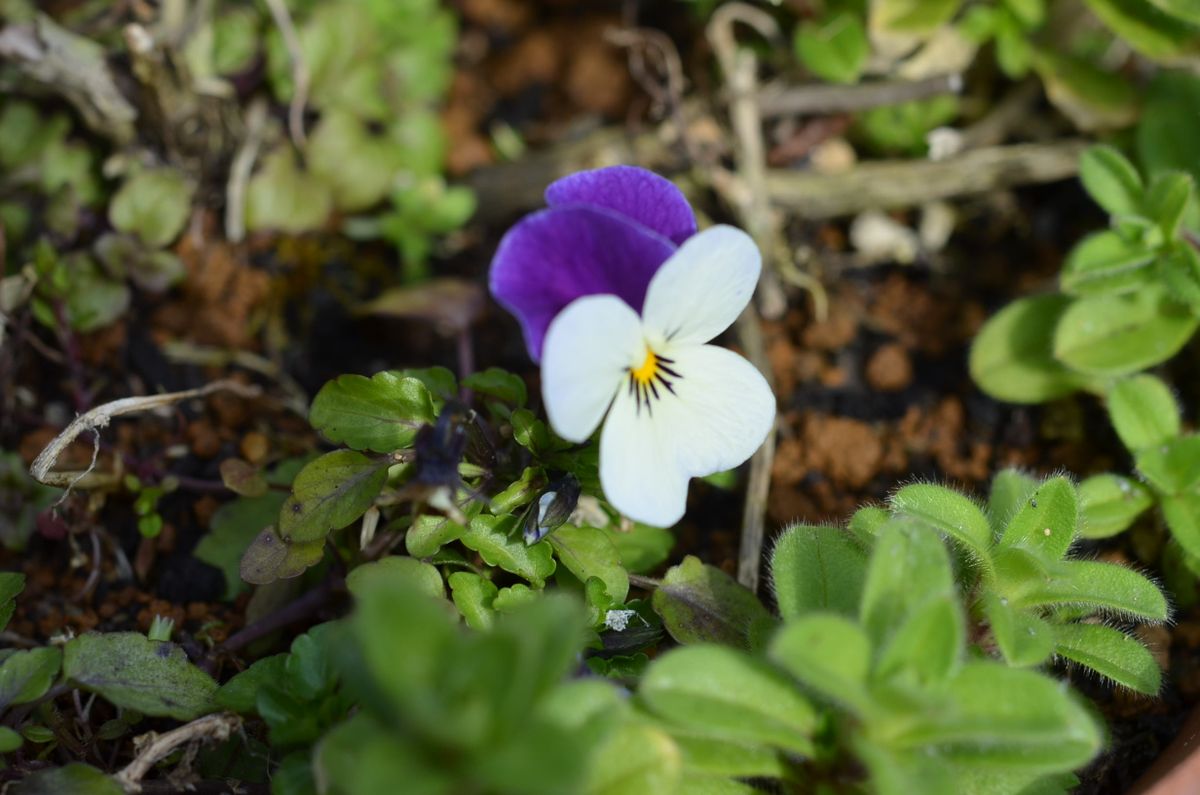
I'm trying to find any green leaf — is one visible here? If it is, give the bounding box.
[1161,492,1200,559]
[768,613,872,713]
[1055,622,1161,694]
[1012,560,1169,622]
[239,527,325,585]
[279,450,388,543]
[315,713,452,795]
[1107,374,1182,451]
[890,484,994,563]
[462,368,528,407]
[981,592,1056,667]
[406,514,468,558]
[0,572,25,633]
[666,730,786,779]
[0,647,61,711]
[63,633,217,720]
[309,372,436,452]
[1060,230,1157,296]
[448,571,498,630]
[216,654,287,714]
[347,556,445,601]
[871,0,960,34]
[848,505,890,542]
[461,514,556,586]
[1147,0,1200,25]
[639,645,816,756]
[1032,50,1138,131]
[195,490,287,599]
[1078,145,1144,216]
[987,469,1039,534]
[1083,0,1200,61]
[246,145,333,234]
[550,525,630,605]
[794,12,869,84]
[307,110,405,213]
[0,725,21,753]
[859,521,954,647]
[1138,72,1200,227]
[769,524,868,619]
[1052,286,1200,376]
[969,294,1084,404]
[892,661,1102,770]
[10,764,123,795]
[585,722,681,795]
[109,168,193,248]
[652,556,774,649]
[600,522,674,574]
[1135,436,1200,494]
[998,476,1078,560]
[875,595,963,686]
[1145,170,1194,239]
[1078,474,1155,538]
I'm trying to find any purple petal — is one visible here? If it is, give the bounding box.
[489,206,676,360]
[545,165,697,245]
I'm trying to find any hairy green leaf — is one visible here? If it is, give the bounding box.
[1136,436,1200,495]
[980,592,1055,667]
[969,294,1083,404]
[769,524,868,620]
[890,484,994,563]
[1013,560,1168,622]
[1078,144,1144,216]
[768,613,872,714]
[1078,474,1155,538]
[1055,623,1162,694]
[998,476,1078,560]
[640,645,816,756]
[1060,230,1157,296]
[1107,374,1181,451]
[860,521,954,647]
[987,469,1039,534]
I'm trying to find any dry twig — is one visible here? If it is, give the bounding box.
[225,98,269,243]
[115,713,242,793]
[29,380,261,490]
[758,73,962,118]
[262,0,309,148]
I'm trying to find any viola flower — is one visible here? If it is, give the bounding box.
[489,166,775,527]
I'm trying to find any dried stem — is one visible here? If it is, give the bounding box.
[757,73,962,118]
[115,713,242,793]
[225,98,268,243]
[213,576,343,657]
[262,0,309,148]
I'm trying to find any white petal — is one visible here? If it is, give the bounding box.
[641,225,761,346]
[600,386,691,527]
[541,294,645,443]
[598,343,776,527]
[665,344,776,476]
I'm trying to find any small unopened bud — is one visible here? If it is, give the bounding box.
[523,474,582,545]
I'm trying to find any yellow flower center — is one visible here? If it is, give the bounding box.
[631,349,658,384]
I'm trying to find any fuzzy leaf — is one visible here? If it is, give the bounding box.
[1052,287,1199,377]
[666,730,786,779]
[987,469,1038,534]
[1161,492,1200,559]
[1012,560,1168,622]
[639,645,816,756]
[1059,230,1157,296]
[585,722,681,795]
[1135,436,1200,495]
[309,372,436,452]
[1107,374,1181,451]
[860,521,954,648]
[875,595,963,686]
[1145,170,1194,239]
[1078,144,1144,216]
[769,524,868,620]
[768,613,872,714]
[969,294,1083,404]
[461,515,555,586]
[1055,623,1162,694]
[279,450,388,543]
[980,592,1055,667]
[998,476,1078,561]
[1078,474,1156,538]
[890,484,993,562]
[63,633,217,720]
[891,661,1102,770]
[652,556,774,650]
